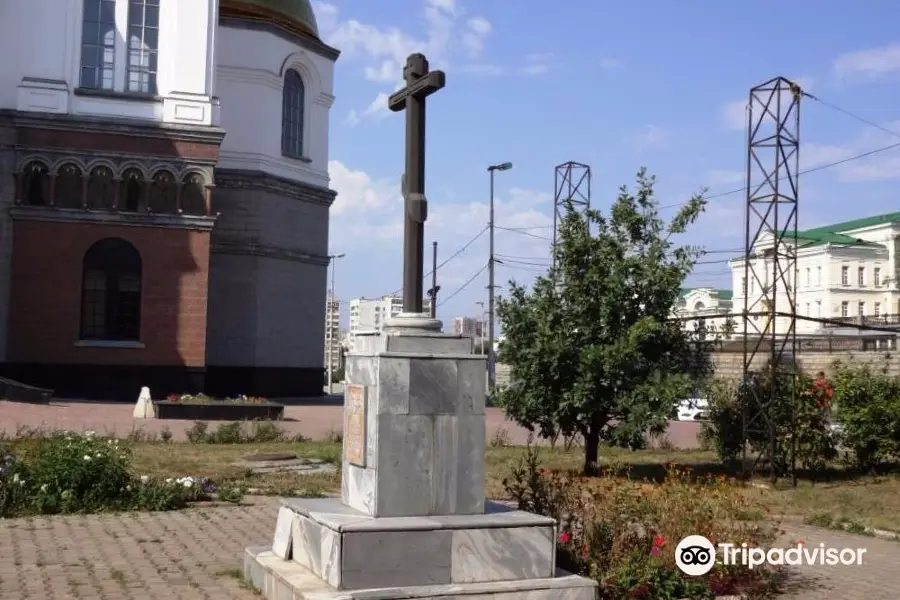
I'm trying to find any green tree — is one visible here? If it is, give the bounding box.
[496,170,710,472]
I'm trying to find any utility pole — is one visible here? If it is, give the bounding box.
[486,162,513,392]
[428,241,439,318]
[326,253,345,395]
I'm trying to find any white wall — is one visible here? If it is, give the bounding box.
[215,25,335,189]
[0,0,217,126]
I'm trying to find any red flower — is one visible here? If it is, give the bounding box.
[558,532,571,544]
[652,535,666,548]
[167,393,178,401]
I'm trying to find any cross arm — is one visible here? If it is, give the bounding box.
[387,71,446,112]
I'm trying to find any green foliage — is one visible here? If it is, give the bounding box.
[503,445,778,599]
[0,432,217,517]
[701,371,838,476]
[184,421,290,444]
[496,169,710,471]
[832,359,900,470]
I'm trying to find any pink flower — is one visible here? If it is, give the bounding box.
[558,532,571,544]
[650,546,661,556]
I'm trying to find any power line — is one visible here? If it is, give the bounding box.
[495,226,552,241]
[439,263,489,306]
[382,226,488,297]
[805,93,900,141]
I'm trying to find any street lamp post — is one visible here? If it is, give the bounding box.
[327,253,345,395]
[487,162,513,393]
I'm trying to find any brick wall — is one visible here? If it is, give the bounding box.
[8,220,211,367]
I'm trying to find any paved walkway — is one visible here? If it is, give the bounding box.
[0,400,704,449]
[0,499,893,599]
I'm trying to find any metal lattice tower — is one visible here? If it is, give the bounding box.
[741,77,802,485]
[553,162,591,265]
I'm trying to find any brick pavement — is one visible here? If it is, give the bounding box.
[0,400,705,449]
[0,499,893,599]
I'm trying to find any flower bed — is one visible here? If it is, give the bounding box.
[504,446,780,600]
[154,394,284,421]
[0,431,243,518]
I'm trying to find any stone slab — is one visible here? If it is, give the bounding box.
[245,546,598,600]
[282,498,556,590]
[282,498,554,532]
[273,506,295,560]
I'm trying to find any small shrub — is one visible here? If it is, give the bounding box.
[216,482,244,503]
[490,427,512,448]
[0,432,216,517]
[832,359,900,471]
[504,444,779,599]
[186,422,210,443]
[159,427,173,443]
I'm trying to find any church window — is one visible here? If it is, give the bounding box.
[87,166,116,209]
[181,173,207,216]
[148,170,177,213]
[120,169,144,211]
[281,69,305,158]
[80,238,142,341]
[23,161,50,206]
[80,0,117,90]
[55,163,85,209]
[126,0,160,94]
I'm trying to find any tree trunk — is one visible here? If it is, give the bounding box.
[583,426,600,475]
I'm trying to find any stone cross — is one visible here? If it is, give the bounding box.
[388,53,445,314]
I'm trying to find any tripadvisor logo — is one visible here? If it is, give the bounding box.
[675,535,868,575]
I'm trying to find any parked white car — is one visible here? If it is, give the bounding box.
[676,398,709,422]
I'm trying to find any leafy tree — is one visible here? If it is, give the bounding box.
[495,169,711,472]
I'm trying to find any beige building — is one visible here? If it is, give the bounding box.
[348,295,433,349]
[451,316,484,338]
[673,288,735,338]
[325,295,342,371]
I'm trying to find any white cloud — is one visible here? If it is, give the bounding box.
[316,0,493,120]
[521,53,554,76]
[834,43,900,81]
[461,17,492,58]
[328,160,398,216]
[346,92,391,126]
[628,125,670,150]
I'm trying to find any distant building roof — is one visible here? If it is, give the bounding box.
[680,288,733,300]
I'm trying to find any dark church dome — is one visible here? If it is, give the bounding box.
[220,0,320,40]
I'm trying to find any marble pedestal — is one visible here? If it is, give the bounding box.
[245,314,598,600]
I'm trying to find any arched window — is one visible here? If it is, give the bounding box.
[87,166,115,209]
[80,238,142,341]
[181,173,206,216]
[281,69,305,158]
[148,170,177,213]
[23,161,49,206]
[55,163,84,208]
[120,169,144,211]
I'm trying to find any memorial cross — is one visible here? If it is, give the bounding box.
[387,53,446,314]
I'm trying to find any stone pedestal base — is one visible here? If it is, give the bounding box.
[243,498,597,599]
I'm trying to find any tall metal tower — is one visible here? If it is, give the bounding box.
[741,77,802,485]
[553,162,591,265]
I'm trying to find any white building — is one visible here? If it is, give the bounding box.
[451,316,483,338]
[730,212,900,335]
[324,295,341,371]
[348,295,433,347]
[672,288,736,338]
[0,0,338,399]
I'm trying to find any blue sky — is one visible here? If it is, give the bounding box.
[318,0,900,328]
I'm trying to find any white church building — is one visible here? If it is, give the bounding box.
[0,0,338,399]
